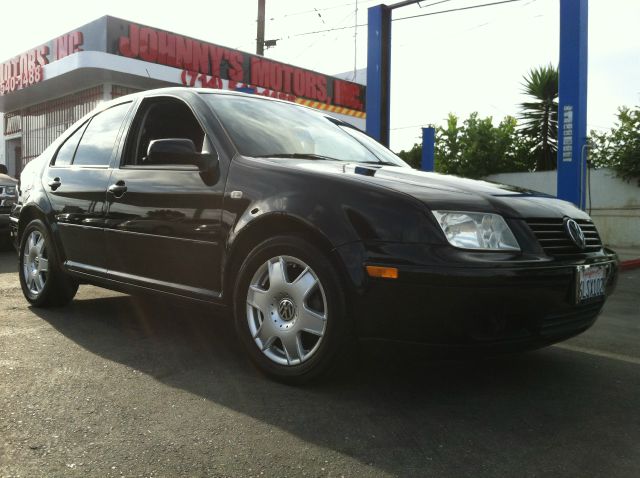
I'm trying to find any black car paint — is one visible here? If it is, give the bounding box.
[11,88,618,347]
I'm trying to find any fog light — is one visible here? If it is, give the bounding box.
[366,265,398,279]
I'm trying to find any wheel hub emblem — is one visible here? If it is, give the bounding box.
[564,218,586,250]
[278,298,296,322]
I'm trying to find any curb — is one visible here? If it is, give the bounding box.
[620,258,640,271]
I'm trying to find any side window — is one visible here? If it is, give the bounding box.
[125,98,205,166]
[73,102,131,167]
[53,122,88,166]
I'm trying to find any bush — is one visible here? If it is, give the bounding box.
[590,106,640,185]
[397,113,536,178]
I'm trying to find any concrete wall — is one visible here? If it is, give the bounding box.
[486,169,640,248]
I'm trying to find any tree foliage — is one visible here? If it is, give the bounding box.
[397,113,535,179]
[590,106,640,185]
[518,64,559,171]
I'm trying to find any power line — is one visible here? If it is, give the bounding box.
[394,0,525,22]
[274,0,380,20]
[290,10,356,61]
[288,0,526,38]
[417,0,455,8]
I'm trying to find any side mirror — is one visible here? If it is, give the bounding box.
[147,138,198,165]
[146,138,219,184]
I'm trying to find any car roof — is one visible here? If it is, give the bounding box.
[101,87,345,123]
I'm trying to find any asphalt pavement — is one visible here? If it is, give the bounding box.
[0,249,638,477]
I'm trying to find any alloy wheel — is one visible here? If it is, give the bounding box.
[246,255,327,366]
[22,230,49,296]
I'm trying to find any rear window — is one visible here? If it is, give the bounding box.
[73,102,131,167]
[53,123,87,167]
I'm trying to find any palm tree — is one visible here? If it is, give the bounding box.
[519,65,559,171]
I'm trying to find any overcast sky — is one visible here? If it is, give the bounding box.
[1,0,638,151]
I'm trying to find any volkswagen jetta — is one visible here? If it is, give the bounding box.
[10,88,618,382]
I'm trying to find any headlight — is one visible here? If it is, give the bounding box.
[5,186,16,195]
[432,211,520,251]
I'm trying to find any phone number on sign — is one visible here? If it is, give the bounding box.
[181,70,223,89]
[0,66,43,95]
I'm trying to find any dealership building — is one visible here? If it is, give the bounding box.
[0,16,366,178]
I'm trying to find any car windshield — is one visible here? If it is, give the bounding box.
[202,94,408,167]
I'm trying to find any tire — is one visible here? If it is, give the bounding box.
[233,236,350,384]
[19,219,78,307]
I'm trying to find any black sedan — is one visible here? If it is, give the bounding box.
[10,88,618,382]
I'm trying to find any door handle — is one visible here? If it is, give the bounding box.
[48,178,61,191]
[108,180,127,198]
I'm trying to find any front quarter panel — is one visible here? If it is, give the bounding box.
[222,157,443,288]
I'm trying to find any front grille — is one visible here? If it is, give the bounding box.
[526,218,602,256]
[540,302,603,336]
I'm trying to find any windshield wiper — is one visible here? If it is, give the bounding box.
[253,153,340,161]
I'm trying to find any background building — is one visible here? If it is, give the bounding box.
[0,16,366,178]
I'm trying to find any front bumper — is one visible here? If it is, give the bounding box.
[336,242,618,349]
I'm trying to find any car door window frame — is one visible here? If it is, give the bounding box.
[49,121,90,169]
[120,96,214,171]
[71,101,134,169]
[49,101,134,171]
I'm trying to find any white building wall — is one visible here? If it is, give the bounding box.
[486,169,640,248]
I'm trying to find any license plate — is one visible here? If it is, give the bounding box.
[576,264,608,304]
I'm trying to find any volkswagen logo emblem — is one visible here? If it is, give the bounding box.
[278,298,297,322]
[564,218,586,250]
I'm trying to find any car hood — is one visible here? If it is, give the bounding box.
[270,159,589,220]
[0,173,18,185]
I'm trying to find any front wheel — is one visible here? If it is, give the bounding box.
[19,219,78,307]
[234,236,350,384]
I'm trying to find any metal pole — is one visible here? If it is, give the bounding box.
[421,127,435,171]
[257,0,266,56]
[353,0,358,81]
[365,4,392,146]
[557,0,588,207]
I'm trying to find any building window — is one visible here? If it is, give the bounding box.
[112,85,141,99]
[3,112,21,135]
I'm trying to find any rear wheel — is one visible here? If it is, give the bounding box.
[19,219,78,307]
[234,236,350,383]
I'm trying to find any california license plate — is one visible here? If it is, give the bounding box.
[576,264,607,304]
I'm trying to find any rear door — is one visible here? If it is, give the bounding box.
[103,96,225,299]
[44,101,132,273]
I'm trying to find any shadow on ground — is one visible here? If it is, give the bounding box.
[29,289,639,476]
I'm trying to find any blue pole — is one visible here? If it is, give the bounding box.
[421,127,435,172]
[557,0,588,208]
[365,4,392,146]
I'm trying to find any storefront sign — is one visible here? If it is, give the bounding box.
[0,46,47,95]
[117,22,364,113]
[0,16,365,116]
[0,32,84,96]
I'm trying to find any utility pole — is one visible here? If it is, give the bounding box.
[353,0,358,81]
[256,0,266,56]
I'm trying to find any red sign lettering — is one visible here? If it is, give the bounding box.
[334,79,363,111]
[117,22,365,112]
[0,45,48,96]
[55,31,84,60]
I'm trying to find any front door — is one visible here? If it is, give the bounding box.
[104,96,225,299]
